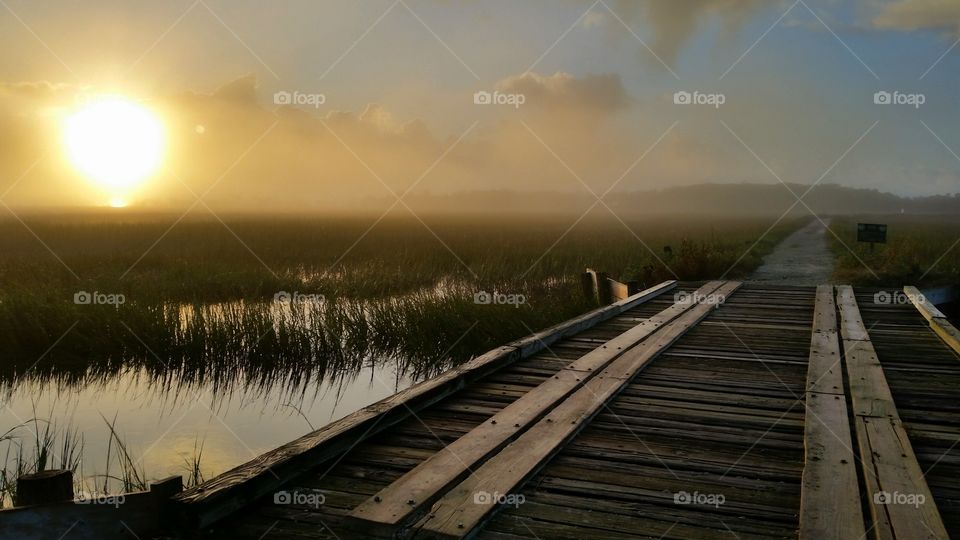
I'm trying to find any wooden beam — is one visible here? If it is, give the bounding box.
[15,470,73,507]
[417,282,741,539]
[0,476,183,539]
[583,268,640,303]
[904,285,960,355]
[346,282,726,536]
[172,280,678,529]
[836,286,947,540]
[799,285,865,539]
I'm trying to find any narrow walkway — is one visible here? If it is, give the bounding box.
[750,219,834,285]
[159,281,960,540]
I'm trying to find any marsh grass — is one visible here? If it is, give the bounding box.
[0,410,207,507]
[828,215,960,286]
[0,213,805,506]
[0,213,803,396]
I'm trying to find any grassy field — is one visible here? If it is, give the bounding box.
[829,215,960,286]
[0,212,806,392]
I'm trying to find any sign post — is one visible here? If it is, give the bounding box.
[857,223,887,251]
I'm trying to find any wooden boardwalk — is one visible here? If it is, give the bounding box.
[170,282,960,540]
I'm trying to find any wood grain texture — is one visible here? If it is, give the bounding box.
[799,284,865,540]
[346,282,724,535]
[173,282,678,528]
[417,282,742,539]
[837,286,947,540]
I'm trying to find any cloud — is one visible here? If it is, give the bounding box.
[581,10,608,29]
[0,72,652,210]
[872,0,960,35]
[608,0,770,64]
[495,72,631,114]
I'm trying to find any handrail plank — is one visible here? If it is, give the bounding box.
[904,285,960,355]
[347,282,725,535]
[172,280,678,528]
[418,282,741,539]
[836,286,947,540]
[799,284,865,539]
[903,286,946,322]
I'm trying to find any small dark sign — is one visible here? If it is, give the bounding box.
[857,223,887,244]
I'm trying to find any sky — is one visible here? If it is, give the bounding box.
[1,0,959,210]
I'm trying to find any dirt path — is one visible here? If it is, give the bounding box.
[749,219,835,285]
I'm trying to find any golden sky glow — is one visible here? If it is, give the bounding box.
[0,1,958,211]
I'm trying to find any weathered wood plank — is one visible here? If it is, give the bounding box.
[903,285,960,355]
[345,282,725,535]
[930,318,960,356]
[0,476,183,540]
[904,286,946,322]
[805,285,842,396]
[837,285,871,342]
[172,281,678,528]
[837,285,948,540]
[417,282,741,539]
[800,285,865,540]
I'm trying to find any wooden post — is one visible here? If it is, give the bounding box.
[596,272,611,304]
[580,272,595,302]
[583,269,636,304]
[151,476,184,527]
[16,470,73,506]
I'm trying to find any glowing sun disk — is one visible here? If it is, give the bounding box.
[63,97,164,191]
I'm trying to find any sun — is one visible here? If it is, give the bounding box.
[63,97,165,195]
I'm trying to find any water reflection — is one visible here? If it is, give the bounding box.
[0,277,590,504]
[1,362,413,499]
